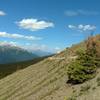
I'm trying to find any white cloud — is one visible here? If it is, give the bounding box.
[0,32,42,40]
[22,44,48,51]
[68,24,96,32]
[68,25,76,29]
[65,10,99,16]
[0,41,17,47]
[16,18,54,31]
[54,47,61,53]
[0,10,6,16]
[65,10,78,16]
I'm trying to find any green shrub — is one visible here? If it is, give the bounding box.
[67,37,99,84]
[67,60,96,84]
[68,61,87,83]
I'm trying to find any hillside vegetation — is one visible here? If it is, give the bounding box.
[0,35,99,100]
[67,35,100,84]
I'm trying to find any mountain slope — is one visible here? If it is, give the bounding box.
[0,55,51,79]
[0,35,99,100]
[0,44,38,64]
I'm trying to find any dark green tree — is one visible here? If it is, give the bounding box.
[67,37,99,84]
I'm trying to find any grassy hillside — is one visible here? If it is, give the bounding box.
[0,35,99,100]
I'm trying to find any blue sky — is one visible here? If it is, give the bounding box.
[0,0,100,53]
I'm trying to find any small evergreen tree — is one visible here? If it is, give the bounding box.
[67,37,99,84]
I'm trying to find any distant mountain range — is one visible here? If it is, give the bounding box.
[0,44,38,64]
[0,44,52,64]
